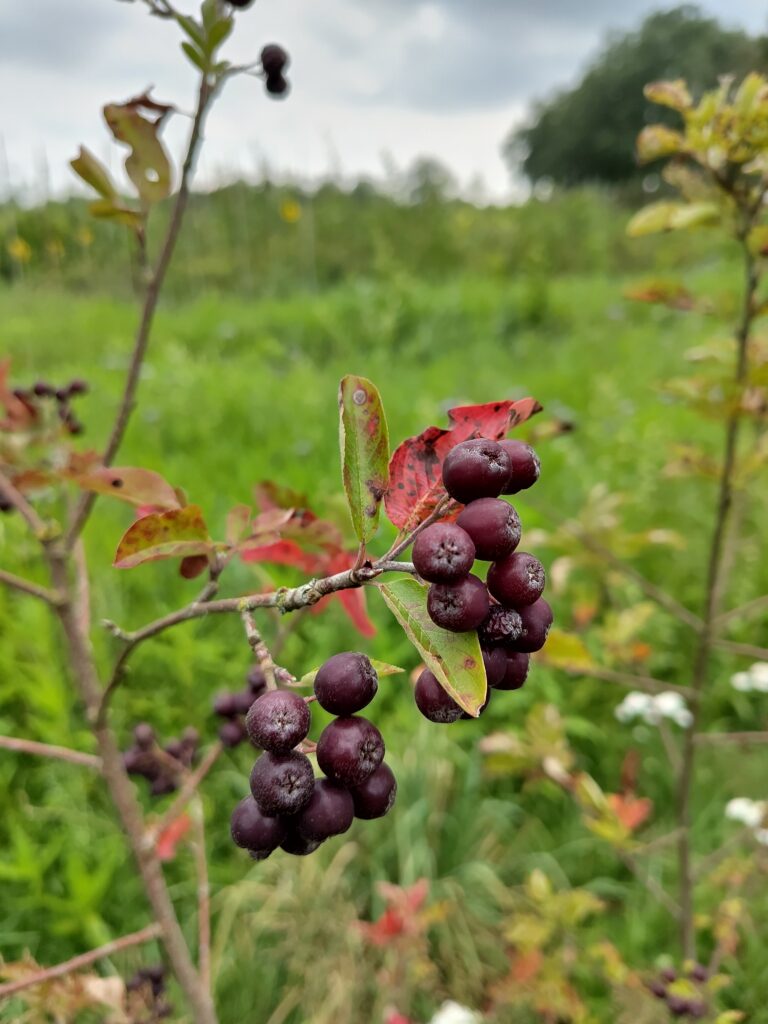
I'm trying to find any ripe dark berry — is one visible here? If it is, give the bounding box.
[230,795,287,854]
[33,381,54,397]
[250,751,314,816]
[515,598,553,653]
[295,779,355,841]
[688,963,708,982]
[660,967,677,983]
[265,74,289,97]
[646,979,667,999]
[487,552,545,607]
[427,574,489,632]
[314,652,378,716]
[441,438,511,504]
[213,692,239,718]
[316,716,384,786]
[482,646,507,688]
[226,0,254,7]
[134,723,155,750]
[667,996,691,1017]
[412,522,475,583]
[687,1001,707,1020]
[150,775,178,797]
[247,666,268,695]
[280,829,322,857]
[218,719,247,748]
[456,498,521,561]
[261,44,289,76]
[124,748,157,779]
[350,762,397,819]
[246,690,310,753]
[165,739,184,761]
[414,669,463,724]
[495,652,530,691]
[232,689,258,716]
[500,440,540,494]
[67,379,89,397]
[478,604,523,647]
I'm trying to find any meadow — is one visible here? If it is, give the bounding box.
[1,188,768,1022]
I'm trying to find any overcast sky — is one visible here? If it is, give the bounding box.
[1,0,766,203]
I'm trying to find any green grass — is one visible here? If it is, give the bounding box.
[1,264,767,1022]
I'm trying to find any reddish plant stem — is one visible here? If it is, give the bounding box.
[241,608,277,689]
[0,923,163,1000]
[0,734,101,770]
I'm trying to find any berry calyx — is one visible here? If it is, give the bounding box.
[478,604,523,647]
[427,573,490,632]
[414,669,463,723]
[515,598,553,653]
[245,689,310,753]
[250,750,315,816]
[349,762,397,819]
[487,551,545,607]
[230,796,288,855]
[456,498,521,561]
[313,651,378,716]
[500,439,540,494]
[316,716,384,786]
[412,522,475,583]
[295,779,355,841]
[441,438,511,503]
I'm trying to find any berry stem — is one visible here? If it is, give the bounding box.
[241,608,277,689]
[145,742,224,851]
[191,800,212,995]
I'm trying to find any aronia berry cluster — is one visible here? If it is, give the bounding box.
[230,653,396,860]
[413,438,552,722]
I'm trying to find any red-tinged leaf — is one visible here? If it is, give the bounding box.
[0,359,37,430]
[240,539,326,574]
[385,397,542,531]
[510,949,544,984]
[68,466,181,510]
[377,577,486,715]
[155,813,192,862]
[607,793,653,833]
[180,554,209,579]
[226,504,252,545]
[338,375,390,544]
[308,550,377,636]
[254,480,309,513]
[114,504,212,569]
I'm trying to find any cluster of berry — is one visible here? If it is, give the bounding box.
[231,653,396,860]
[12,378,88,435]
[412,438,551,723]
[212,666,268,748]
[126,964,171,1022]
[123,723,199,797]
[646,965,708,1018]
[260,44,290,96]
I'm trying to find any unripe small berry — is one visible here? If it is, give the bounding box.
[500,440,540,494]
[412,522,475,583]
[314,651,378,716]
[316,716,384,786]
[246,690,310,753]
[441,438,511,503]
[487,551,545,607]
[456,498,521,561]
[414,669,463,723]
[427,574,489,632]
[250,751,315,816]
[349,762,397,819]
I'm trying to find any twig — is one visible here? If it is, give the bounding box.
[694,731,768,746]
[241,609,276,689]
[73,538,91,634]
[695,825,758,881]
[192,801,211,995]
[555,662,694,697]
[633,827,686,857]
[0,468,51,540]
[619,851,682,920]
[384,496,455,562]
[715,594,768,628]
[658,718,683,774]
[145,743,223,850]
[0,569,62,606]
[0,923,162,999]
[712,638,768,661]
[0,735,101,770]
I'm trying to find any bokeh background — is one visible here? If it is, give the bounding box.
[2,2,768,1022]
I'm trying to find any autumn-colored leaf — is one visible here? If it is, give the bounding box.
[310,550,377,636]
[114,504,212,569]
[239,539,325,574]
[155,812,192,861]
[67,466,181,510]
[70,146,119,200]
[226,504,252,544]
[385,398,542,531]
[536,629,593,669]
[180,554,209,579]
[607,793,653,832]
[338,375,389,544]
[103,94,173,204]
[510,949,544,984]
[377,577,486,715]
[644,78,693,111]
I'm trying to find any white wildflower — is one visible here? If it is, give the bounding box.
[755,829,768,846]
[725,798,766,828]
[429,1003,481,1024]
[731,672,753,693]
[749,663,768,693]
[615,690,692,728]
[615,692,654,723]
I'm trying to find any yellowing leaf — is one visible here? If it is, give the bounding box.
[103,99,173,204]
[114,504,212,569]
[338,375,389,545]
[636,124,685,163]
[70,146,118,200]
[537,629,594,670]
[627,200,720,237]
[644,79,692,111]
[67,466,181,509]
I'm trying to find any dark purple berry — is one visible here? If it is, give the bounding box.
[261,44,289,75]
[687,1001,707,1020]
[247,666,268,695]
[226,0,254,7]
[667,996,690,1017]
[313,652,378,716]
[231,689,257,716]
[412,522,475,583]
[219,719,247,748]
[265,74,289,97]
[414,669,463,724]
[134,723,155,750]
[123,748,157,780]
[515,599,553,653]
[441,438,511,504]
[246,690,310,753]
[250,751,314,816]
[482,646,507,688]
[32,381,54,397]
[350,763,397,820]
[688,963,708,982]
[487,552,545,607]
[150,775,178,797]
[181,726,199,749]
[280,829,322,856]
[500,440,540,494]
[456,498,521,561]
[230,795,288,853]
[213,692,239,719]
[660,968,678,983]
[478,604,523,647]
[646,979,667,999]
[164,739,184,761]
[427,574,490,632]
[67,379,89,396]
[295,779,354,841]
[316,716,384,786]
[495,651,530,691]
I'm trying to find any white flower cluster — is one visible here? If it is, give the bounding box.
[725,797,768,845]
[614,690,693,728]
[730,663,768,693]
[429,1003,481,1024]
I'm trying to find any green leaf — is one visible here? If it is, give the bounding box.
[537,629,594,670]
[175,13,206,49]
[627,200,719,237]
[377,577,486,716]
[114,505,212,569]
[66,466,181,509]
[644,79,692,111]
[70,146,118,200]
[298,659,405,689]
[181,41,208,73]
[201,0,219,31]
[636,124,685,163]
[338,375,389,545]
[206,15,233,55]
[103,101,173,204]
[88,199,144,232]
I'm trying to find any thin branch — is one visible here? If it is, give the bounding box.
[694,731,768,746]
[633,827,686,857]
[241,608,277,689]
[657,718,683,774]
[192,802,211,995]
[0,569,62,606]
[383,496,455,562]
[0,923,162,999]
[556,662,694,697]
[695,825,758,881]
[713,638,768,661]
[0,468,51,540]
[715,594,768,629]
[619,851,682,920]
[0,735,101,770]
[145,743,223,850]
[65,73,216,549]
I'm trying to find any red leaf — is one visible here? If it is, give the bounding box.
[180,554,209,579]
[335,586,377,637]
[155,813,191,862]
[608,793,653,832]
[385,398,542,531]
[240,540,326,575]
